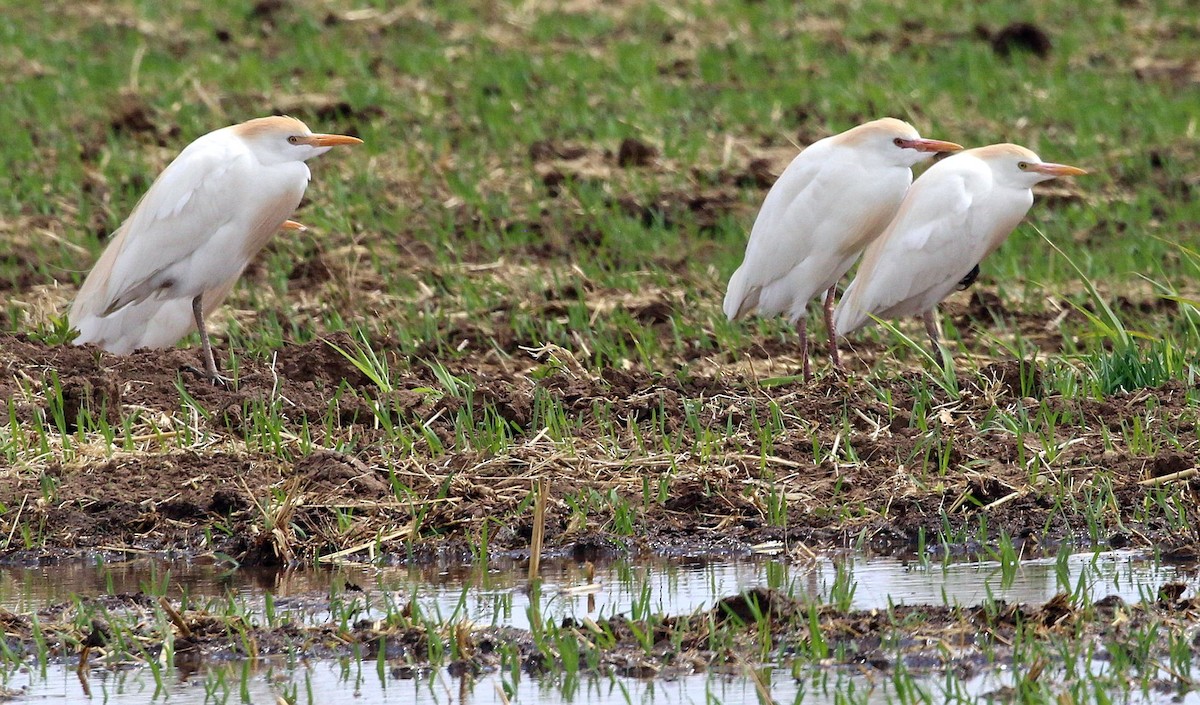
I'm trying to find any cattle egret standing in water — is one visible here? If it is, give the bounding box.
[833,143,1087,360]
[68,116,362,383]
[723,118,962,380]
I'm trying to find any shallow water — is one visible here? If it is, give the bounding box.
[12,654,1199,705]
[2,548,1190,627]
[392,548,1196,628]
[6,659,994,705]
[1,548,1196,704]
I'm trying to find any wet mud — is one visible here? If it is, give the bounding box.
[4,581,1199,687]
[1,325,1197,566]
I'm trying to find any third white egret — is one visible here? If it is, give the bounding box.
[833,143,1086,359]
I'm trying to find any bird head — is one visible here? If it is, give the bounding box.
[974,144,1088,187]
[233,116,363,165]
[842,118,963,168]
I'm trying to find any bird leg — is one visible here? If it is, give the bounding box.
[797,317,812,382]
[191,294,229,385]
[923,310,945,367]
[823,285,841,370]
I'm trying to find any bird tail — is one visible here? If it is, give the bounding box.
[831,280,868,337]
[71,298,197,355]
[722,266,760,320]
[69,276,240,355]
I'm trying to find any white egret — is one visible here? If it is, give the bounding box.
[68,117,361,382]
[723,118,962,380]
[833,143,1086,359]
[70,220,307,359]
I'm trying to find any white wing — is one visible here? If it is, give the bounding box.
[71,274,240,354]
[68,128,306,353]
[724,139,910,321]
[723,142,828,319]
[92,131,251,315]
[69,212,306,353]
[834,160,996,334]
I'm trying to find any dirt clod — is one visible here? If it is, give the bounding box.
[251,0,285,20]
[296,449,389,498]
[58,374,121,432]
[990,22,1052,58]
[737,158,776,189]
[617,138,658,168]
[109,92,157,135]
[529,140,588,162]
[714,588,797,624]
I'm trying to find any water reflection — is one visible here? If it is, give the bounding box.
[14,658,987,705]
[16,655,1189,705]
[1,550,1195,629]
[1,548,1196,704]
[375,549,1199,631]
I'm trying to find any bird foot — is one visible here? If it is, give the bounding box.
[824,364,849,382]
[182,365,232,388]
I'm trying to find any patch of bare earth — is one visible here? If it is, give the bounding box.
[1,327,1198,566]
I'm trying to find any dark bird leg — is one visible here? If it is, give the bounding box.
[957,263,981,291]
[923,310,945,367]
[823,285,841,370]
[192,294,229,385]
[797,316,812,382]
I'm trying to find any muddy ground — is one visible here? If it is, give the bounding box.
[0,1,1195,573]
[1,313,1197,567]
[1,4,1199,698]
[4,581,1200,690]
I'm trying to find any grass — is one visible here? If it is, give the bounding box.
[1,0,1200,700]
[3,2,1197,352]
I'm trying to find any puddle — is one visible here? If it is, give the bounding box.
[395,549,1198,629]
[10,655,1193,705]
[3,549,1192,630]
[4,658,1005,704]
[0,559,351,615]
[0,549,1196,703]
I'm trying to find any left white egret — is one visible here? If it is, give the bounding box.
[71,220,307,359]
[68,117,361,382]
[723,118,962,380]
[833,143,1087,359]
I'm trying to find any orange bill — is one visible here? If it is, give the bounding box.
[1031,162,1087,176]
[308,133,363,147]
[901,137,965,153]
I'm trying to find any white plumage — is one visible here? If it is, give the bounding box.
[68,116,361,381]
[833,143,1086,358]
[723,117,962,379]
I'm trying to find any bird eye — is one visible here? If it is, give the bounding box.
[287,136,301,145]
[893,138,904,147]
[1017,161,1028,170]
